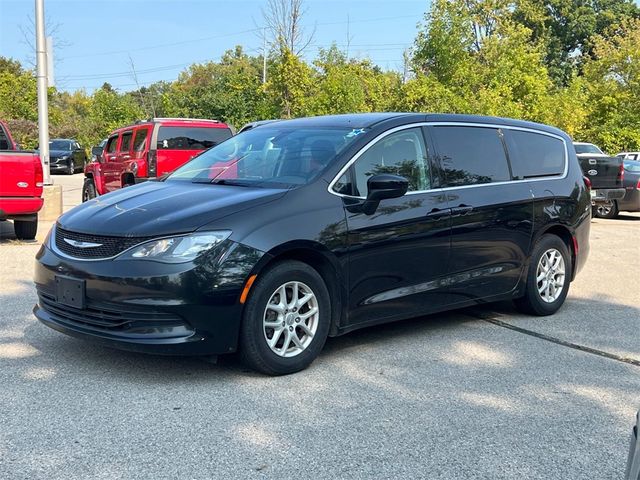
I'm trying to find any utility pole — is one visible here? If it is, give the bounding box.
[262,27,267,84]
[35,0,51,185]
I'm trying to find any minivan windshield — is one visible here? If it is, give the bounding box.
[574,143,604,155]
[167,126,364,187]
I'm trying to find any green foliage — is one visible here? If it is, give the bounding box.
[581,18,640,151]
[0,0,639,154]
[266,47,314,118]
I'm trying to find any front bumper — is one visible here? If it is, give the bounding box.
[49,160,70,172]
[34,236,265,355]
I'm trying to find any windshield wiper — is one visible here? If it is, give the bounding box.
[209,179,255,187]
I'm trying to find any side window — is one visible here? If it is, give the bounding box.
[157,126,232,150]
[133,128,148,152]
[105,135,119,155]
[508,130,565,178]
[431,126,511,187]
[333,172,353,195]
[120,131,133,153]
[351,128,431,197]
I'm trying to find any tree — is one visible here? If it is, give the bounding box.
[266,47,314,118]
[262,0,314,55]
[581,18,640,151]
[513,0,640,84]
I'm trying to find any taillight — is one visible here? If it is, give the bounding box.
[617,163,624,185]
[636,179,640,190]
[148,150,157,177]
[34,155,44,193]
[583,176,591,190]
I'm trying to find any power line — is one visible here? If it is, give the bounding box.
[62,43,411,81]
[62,15,418,59]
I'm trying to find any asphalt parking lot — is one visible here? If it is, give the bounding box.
[1,174,639,479]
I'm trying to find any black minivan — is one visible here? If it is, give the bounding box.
[34,113,591,375]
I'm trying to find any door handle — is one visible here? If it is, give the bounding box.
[426,207,450,219]
[451,204,473,215]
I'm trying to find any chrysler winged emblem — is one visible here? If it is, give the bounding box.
[63,238,103,248]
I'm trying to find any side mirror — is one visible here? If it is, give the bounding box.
[91,146,104,162]
[361,174,409,214]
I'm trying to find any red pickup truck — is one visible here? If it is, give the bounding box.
[0,121,43,240]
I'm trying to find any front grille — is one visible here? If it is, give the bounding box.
[55,226,154,259]
[38,291,190,337]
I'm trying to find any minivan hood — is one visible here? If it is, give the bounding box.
[58,180,288,237]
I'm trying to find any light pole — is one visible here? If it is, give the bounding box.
[35,0,51,185]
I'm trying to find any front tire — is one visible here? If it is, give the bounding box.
[595,200,618,219]
[14,217,38,240]
[239,260,331,375]
[67,159,75,175]
[81,178,97,202]
[514,234,571,316]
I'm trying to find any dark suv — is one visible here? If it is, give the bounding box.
[34,113,591,375]
[45,138,87,174]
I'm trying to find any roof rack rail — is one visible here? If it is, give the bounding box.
[147,117,220,123]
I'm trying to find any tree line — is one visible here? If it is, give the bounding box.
[1,0,639,154]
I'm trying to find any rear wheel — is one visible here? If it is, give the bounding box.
[514,234,571,316]
[595,200,618,219]
[239,260,331,375]
[14,217,37,240]
[81,178,97,202]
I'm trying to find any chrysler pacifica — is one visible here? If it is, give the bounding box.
[34,113,591,375]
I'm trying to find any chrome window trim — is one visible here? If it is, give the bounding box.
[327,121,569,200]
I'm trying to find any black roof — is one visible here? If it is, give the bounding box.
[259,112,567,137]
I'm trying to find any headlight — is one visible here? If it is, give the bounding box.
[131,162,138,175]
[116,231,231,263]
[60,154,70,160]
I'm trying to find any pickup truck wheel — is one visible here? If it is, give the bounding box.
[14,217,38,240]
[81,178,97,202]
[514,234,571,316]
[595,200,618,219]
[239,260,331,376]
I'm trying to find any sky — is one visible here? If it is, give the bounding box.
[0,0,430,93]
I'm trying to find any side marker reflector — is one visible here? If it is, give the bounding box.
[239,274,257,304]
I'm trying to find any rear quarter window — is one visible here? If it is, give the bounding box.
[507,130,566,179]
[157,126,232,151]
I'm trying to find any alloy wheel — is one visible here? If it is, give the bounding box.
[262,281,319,358]
[536,248,566,303]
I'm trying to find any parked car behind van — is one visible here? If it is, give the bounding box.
[82,118,233,201]
[594,159,640,218]
[39,138,87,175]
[35,113,591,375]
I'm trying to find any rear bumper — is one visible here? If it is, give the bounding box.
[0,197,43,219]
[591,188,626,204]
